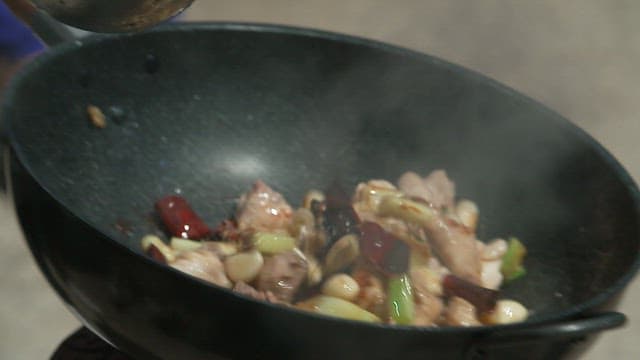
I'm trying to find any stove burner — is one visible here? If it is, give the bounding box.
[52,328,131,360]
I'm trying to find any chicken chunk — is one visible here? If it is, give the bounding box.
[410,268,444,326]
[481,259,503,290]
[414,290,444,326]
[171,249,231,288]
[445,297,481,326]
[256,250,308,303]
[423,217,482,284]
[352,180,417,245]
[354,207,415,244]
[398,170,455,210]
[352,268,386,317]
[375,191,481,284]
[233,281,281,303]
[236,180,293,233]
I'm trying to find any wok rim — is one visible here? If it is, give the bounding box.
[3,21,640,335]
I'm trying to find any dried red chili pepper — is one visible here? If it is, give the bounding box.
[156,195,211,239]
[359,221,409,275]
[442,274,499,314]
[323,182,360,244]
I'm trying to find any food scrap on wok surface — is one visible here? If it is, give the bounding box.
[142,170,528,327]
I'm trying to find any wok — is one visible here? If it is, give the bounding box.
[2,22,639,359]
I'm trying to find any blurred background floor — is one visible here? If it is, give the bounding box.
[1,1,639,359]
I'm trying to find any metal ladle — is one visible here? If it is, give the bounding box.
[4,0,195,33]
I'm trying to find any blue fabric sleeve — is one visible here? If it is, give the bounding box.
[0,1,44,59]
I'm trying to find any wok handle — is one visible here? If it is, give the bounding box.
[467,312,626,357]
[4,0,76,46]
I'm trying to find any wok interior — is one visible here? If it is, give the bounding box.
[7,25,640,321]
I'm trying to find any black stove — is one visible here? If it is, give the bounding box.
[52,328,132,360]
[51,328,230,359]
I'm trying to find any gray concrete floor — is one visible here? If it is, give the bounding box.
[1,1,639,358]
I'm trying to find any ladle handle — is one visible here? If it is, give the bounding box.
[4,0,76,46]
[466,311,626,359]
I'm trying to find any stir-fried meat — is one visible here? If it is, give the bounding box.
[410,268,443,296]
[236,180,293,233]
[233,281,280,303]
[356,209,414,242]
[397,172,427,200]
[361,175,480,283]
[171,249,231,288]
[211,219,243,242]
[256,250,308,302]
[353,180,420,245]
[410,269,444,326]
[414,290,444,326]
[481,260,503,290]
[398,170,455,210]
[149,171,528,327]
[426,257,450,276]
[445,297,481,326]
[352,268,386,317]
[422,217,481,284]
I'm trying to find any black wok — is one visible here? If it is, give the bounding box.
[2,23,639,360]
